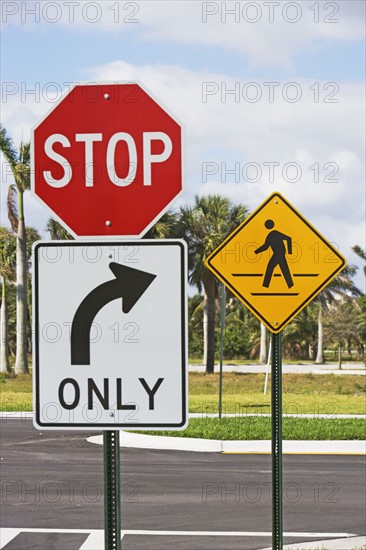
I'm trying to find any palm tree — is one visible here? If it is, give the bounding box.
[352,245,366,276]
[25,226,41,354]
[143,211,177,239]
[224,298,257,359]
[315,265,361,363]
[188,294,204,358]
[177,195,249,372]
[355,295,366,361]
[46,218,74,240]
[0,227,16,373]
[283,304,317,361]
[259,322,267,363]
[0,125,30,374]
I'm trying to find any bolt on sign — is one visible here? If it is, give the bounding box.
[205,192,346,333]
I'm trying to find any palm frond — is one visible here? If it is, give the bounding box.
[143,211,177,239]
[0,226,17,279]
[0,126,31,193]
[19,142,30,166]
[15,142,31,192]
[46,218,73,240]
[177,195,249,293]
[352,245,366,262]
[352,245,366,276]
[7,184,18,232]
[0,125,18,169]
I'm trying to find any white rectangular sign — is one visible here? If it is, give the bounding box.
[33,240,187,430]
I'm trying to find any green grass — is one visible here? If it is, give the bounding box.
[1,372,365,415]
[0,373,33,411]
[189,373,366,415]
[134,417,365,440]
[1,371,365,440]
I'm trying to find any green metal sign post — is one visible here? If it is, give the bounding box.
[218,282,226,419]
[271,332,283,550]
[104,431,121,550]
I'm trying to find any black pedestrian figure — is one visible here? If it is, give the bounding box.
[254,220,294,288]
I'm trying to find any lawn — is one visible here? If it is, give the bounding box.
[1,372,365,416]
[135,416,365,440]
[0,374,33,411]
[189,372,366,415]
[1,371,364,440]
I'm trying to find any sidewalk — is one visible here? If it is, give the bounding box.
[189,363,366,375]
[88,432,366,455]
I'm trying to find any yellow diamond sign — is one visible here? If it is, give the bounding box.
[206,192,347,333]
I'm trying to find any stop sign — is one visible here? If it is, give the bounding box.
[31,82,184,238]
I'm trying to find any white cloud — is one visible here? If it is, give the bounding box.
[87,59,365,284]
[138,1,365,68]
[2,1,364,70]
[1,58,364,287]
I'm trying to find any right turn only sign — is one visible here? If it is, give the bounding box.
[206,192,346,333]
[33,240,187,429]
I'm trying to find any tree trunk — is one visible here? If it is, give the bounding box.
[15,192,29,374]
[0,278,11,373]
[338,343,342,369]
[315,303,325,364]
[308,343,315,361]
[259,322,267,363]
[203,274,216,373]
[347,338,352,361]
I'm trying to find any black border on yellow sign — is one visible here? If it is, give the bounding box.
[205,192,347,333]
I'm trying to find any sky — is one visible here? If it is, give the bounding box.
[1,0,365,291]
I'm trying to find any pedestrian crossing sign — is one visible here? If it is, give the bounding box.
[205,192,347,333]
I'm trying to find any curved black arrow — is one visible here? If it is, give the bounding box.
[71,263,156,365]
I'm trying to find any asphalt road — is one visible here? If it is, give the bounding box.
[0,419,365,549]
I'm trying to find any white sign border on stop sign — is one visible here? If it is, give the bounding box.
[30,81,185,240]
[33,239,188,430]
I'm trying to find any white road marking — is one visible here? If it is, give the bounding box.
[260,535,366,550]
[0,529,20,548]
[120,530,356,538]
[79,531,104,549]
[0,527,357,549]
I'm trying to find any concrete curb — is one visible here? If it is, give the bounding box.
[87,432,366,454]
[3,413,365,455]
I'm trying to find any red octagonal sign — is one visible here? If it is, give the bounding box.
[31,82,184,238]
